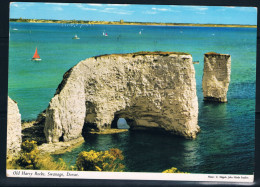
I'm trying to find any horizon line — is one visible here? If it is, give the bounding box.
[9,18,257,27]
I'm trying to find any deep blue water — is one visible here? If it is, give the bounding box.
[9,22,256,174]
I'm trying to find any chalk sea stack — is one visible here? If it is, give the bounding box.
[44,52,199,143]
[7,96,22,156]
[202,52,231,102]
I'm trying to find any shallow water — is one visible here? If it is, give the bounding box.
[9,22,256,174]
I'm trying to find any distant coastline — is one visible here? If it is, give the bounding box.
[10,18,256,28]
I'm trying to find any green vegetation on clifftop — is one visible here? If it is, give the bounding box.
[10,18,256,28]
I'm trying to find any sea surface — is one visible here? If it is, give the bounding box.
[9,22,256,174]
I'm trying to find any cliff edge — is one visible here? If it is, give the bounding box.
[7,96,22,156]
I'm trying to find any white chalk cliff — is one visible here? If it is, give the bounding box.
[7,96,22,156]
[202,52,231,102]
[44,52,199,143]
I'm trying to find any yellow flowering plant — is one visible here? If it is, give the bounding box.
[8,140,70,170]
[76,148,125,172]
[162,167,188,173]
[17,140,40,169]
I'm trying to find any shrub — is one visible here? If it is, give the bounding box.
[76,150,102,171]
[76,148,125,172]
[21,140,38,152]
[6,156,22,170]
[162,167,187,173]
[17,140,39,169]
[13,140,69,170]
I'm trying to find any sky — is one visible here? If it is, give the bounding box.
[10,2,257,25]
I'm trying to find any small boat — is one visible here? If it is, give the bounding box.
[32,47,41,61]
[12,28,18,31]
[72,34,80,39]
[193,61,199,64]
[105,33,108,37]
[139,31,142,35]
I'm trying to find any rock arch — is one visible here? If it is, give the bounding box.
[44,52,199,143]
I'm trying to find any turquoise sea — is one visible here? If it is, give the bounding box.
[9,22,256,174]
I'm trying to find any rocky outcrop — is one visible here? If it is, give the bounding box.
[44,52,199,143]
[202,52,231,102]
[7,96,22,156]
[38,137,84,155]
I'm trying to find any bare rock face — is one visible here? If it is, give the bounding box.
[7,96,22,156]
[202,52,231,102]
[44,52,199,143]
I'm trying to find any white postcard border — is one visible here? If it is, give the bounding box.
[6,170,254,183]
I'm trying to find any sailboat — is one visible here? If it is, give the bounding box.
[32,47,41,61]
[72,34,80,39]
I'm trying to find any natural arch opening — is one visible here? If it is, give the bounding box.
[117,118,130,129]
[110,113,133,130]
[59,133,64,142]
[81,122,98,139]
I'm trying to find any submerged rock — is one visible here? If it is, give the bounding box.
[7,96,22,156]
[202,52,231,102]
[44,51,199,143]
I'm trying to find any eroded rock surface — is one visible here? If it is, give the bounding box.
[202,52,231,102]
[44,52,199,143]
[7,96,22,156]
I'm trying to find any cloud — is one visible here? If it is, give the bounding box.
[191,6,208,11]
[75,4,132,14]
[152,7,170,11]
[104,8,116,10]
[238,7,257,12]
[75,4,97,11]
[218,6,235,11]
[159,8,169,11]
[170,5,208,11]
[43,3,70,11]
[10,2,27,9]
[83,8,97,11]
[219,6,256,12]
[169,5,209,13]
[100,8,133,15]
[107,4,130,6]
[88,3,102,6]
[10,3,18,7]
[53,7,63,11]
[44,3,69,6]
